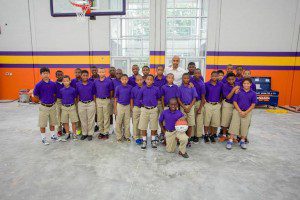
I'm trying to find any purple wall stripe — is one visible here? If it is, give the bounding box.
[150,51,165,56]
[206,51,300,57]
[150,64,165,68]
[0,51,110,56]
[0,64,110,69]
[206,65,300,70]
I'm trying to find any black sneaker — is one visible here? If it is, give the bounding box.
[210,135,216,143]
[141,140,147,150]
[179,151,189,158]
[186,141,192,148]
[190,136,195,142]
[87,135,93,141]
[81,135,88,140]
[94,125,99,132]
[193,137,199,144]
[151,140,158,149]
[203,134,210,143]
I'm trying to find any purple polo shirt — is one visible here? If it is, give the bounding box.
[56,82,64,99]
[94,77,113,98]
[205,80,223,102]
[178,84,198,105]
[115,84,132,105]
[222,82,236,103]
[154,75,167,89]
[159,109,184,131]
[131,85,143,107]
[112,79,122,90]
[190,74,204,82]
[238,79,257,92]
[60,87,76,105]
[128,75,137,87]
[71,78,81,89]
[233,88,257,111]
[161,84,179,105]
[76,81,95,102]
[34,80,57,104]
[138,85,160,107]
[190,77,206,101]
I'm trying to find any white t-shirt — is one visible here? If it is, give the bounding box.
[164,65,186,86]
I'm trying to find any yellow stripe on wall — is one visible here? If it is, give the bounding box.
[150,55,165,64]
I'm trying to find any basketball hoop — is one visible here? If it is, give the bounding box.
[69,0,92,21]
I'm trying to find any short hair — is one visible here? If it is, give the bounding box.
[63,75,70,80]
[226,72,236,78]
[55,70,63,75]
[40,67,50,74]
[217,70,224,75]
[121,74,128,78]
[75,68,81,72]
[236,66,244,70]
[227,64,233,68]
[98,67,105,71]
[156,65,165,69]
[142,65,150,70]
[135,74,142,79]
[81,70,89,75]
[188,62,195,66]
[146,74,154,79]
[169,98,178,104]
[242,77,252,84]
[195,68,202,73]
[166,73,174,78]
[110,66,116,69]
[211,71,218,75]
[132,64,139,68]
[182,73,190,78]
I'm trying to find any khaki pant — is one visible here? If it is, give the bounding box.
[229,109,252,137]
[221,100,234,128]
[61,105,79,123]
[78,101,96,136]
[165,131,188,154]
[138,107,158,130]
[204,103,221,127]
[96,98,111,134]
[132,106,141,140]
[109,99,114,115]
[180,105,195,126]
[157,100,163,115]
[115,103,131,140]
[75,102,81,130]
[56,99,62,131]
[193,100,204,137]
[38,104,58,128]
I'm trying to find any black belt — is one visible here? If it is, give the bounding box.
[98,97,110,99]
[166,129,175,132]
[41,103,55,107]
[62,103,75,107]
[208,102,219,105]
[183,103,191,106]
[80,100,93,104]
[142,105,157,109]
[225,99,232,104]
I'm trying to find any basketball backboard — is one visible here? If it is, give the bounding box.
[50,0,126,17]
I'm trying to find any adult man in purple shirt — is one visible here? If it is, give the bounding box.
[70,68,82,88]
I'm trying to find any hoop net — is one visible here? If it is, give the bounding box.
[69,0,92,21]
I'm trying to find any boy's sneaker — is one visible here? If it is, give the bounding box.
[57,131,62,137]
[94,125,99,132]
[226,141,233,150]
[125,138,131,143]
[98,133,104,139]
[72,133,78,141]
[42,138,50,145]
[239,141,247,149]
[87,136,93,141]
[209,135,216,143]
[203,135,210,143]
[135,138,143,145]
[51,135,59,141]
[81,135,88,140]
[151,140,158,149]
[117,138,122,143]
[186,141,192,148]
[141,140,147,150]
[62,127,66,134]
[218,134,227,142]
[190,136,195,142]
[64,134,71,141]
[179,151,189,158]
[76,130,82,136]
[102,134,109,140]
[193,137,199,144]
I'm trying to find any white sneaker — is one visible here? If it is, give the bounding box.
[42,138,50,145]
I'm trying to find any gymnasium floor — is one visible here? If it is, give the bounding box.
[0,102,299,200]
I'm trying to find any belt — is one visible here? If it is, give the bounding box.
[166,129,175,132]
[80,100,93,104]
[225,99,232,104]
[62,103,74,107]
[41,103,55,107]
[208,102,219,105]
[183,103,191,106]
[142,105,157,109]
[98,97,110,99]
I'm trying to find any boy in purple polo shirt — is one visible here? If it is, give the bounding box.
[33,67,58,145]
[242,70,256,92]
[178,73,198,146]
[89,66,100,82]
[219,72,240,142]
[112,69,123,90]
[130,75,143,144]
[108,67,116,132]
[94,68,114,140]
[227,78,257,150]
[204,71,223,143]
[55,70,64,137]
[70,68,82,89]
[76,70,96,141]
[128,64,140,87]
[222,64,234,83]
[142,66,150,82]
[235,66,244,85]
[109,67,116,79]
[114,74,133,142]
[159,98,189,158]
[60,75,79,141]
[161,73,179,110]
[138,74,160,150]
[190,69,206,143]
[217,70,225,81]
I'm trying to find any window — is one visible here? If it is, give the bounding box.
[166,0,208,71]
[110,0,150,74]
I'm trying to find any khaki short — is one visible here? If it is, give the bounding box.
[38,104,58,128]
[221,100,234,127]
[61,105,79,123]
[229,109,252,137]
[165,130,188,154]
[180,105,195,126]
[138,107,158,131]
[132,106,141,139]
[204,102,221,127]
